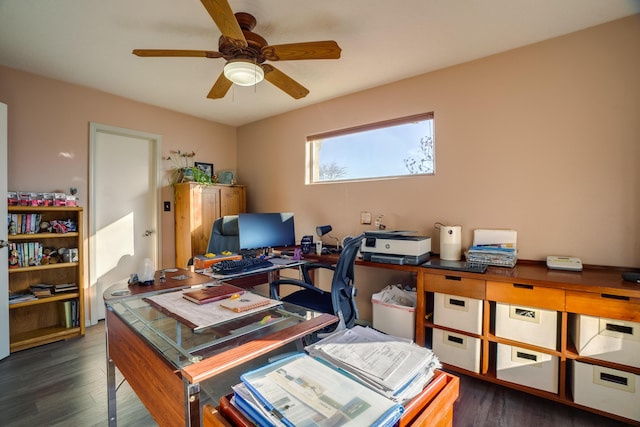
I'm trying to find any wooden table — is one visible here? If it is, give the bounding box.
[104,270,337,427]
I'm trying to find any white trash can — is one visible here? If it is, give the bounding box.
[371,285,416,340]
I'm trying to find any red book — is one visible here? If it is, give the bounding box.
[182,283,245,304]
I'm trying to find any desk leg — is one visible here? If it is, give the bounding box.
[184,379,201,427]
[106,336,117,426]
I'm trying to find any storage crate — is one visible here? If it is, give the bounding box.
[573,360,640,422]
[571,314,640,368]
[432,329,481,373]
[495,302,557,350]
[433,293,483,334]
[496,344,558,393]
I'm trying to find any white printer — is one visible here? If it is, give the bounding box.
[360,231,431,265]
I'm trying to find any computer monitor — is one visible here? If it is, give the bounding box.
[238,212,296,250]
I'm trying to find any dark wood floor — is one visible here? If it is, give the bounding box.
[0,322,632,427]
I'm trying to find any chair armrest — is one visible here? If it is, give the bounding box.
[269,278,325,300]
[300,263,336,284]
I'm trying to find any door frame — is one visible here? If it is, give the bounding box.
[88,123,162,325]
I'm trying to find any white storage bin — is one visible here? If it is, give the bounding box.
[571,314,640,368]
[495,302,558,350]
[372,297,415,340]
[573,360,640,422]
[432,329,481,373]
[433,293,483,334]
[496,344,559,393]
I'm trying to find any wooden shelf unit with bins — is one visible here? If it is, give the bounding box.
[416,262,640,425]
[174,183,246,268]
[7,206,85,352]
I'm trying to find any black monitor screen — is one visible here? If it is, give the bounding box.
[238,212,296,250]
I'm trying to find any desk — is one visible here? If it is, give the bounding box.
[104,270,337,427]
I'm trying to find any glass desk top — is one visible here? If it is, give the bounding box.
[105,284,330,370]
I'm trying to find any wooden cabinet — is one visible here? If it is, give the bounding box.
[7,206,85,352]
[174,183,246,268]
[416,264,640,425]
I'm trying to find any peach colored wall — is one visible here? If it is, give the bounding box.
[0,66,237,268]
[238,15,640,268]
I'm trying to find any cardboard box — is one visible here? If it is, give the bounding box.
[372,297,415,340]
[432,329,481,373]
[571,314,640,368]
[573,360,640,422]
[433,292,483,334]
[495,302,558,350]
[496,344,558,393]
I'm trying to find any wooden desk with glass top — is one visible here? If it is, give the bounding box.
[103,269,337,427]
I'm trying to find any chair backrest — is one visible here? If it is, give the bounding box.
[206,215,240,254]
[330,233,366,329]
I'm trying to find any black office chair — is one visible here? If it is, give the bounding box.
[269,233,366,331]
[207,215,241,254]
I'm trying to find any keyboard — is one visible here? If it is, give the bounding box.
[212,257,274,275]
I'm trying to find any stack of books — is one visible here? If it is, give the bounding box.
[229,326,440,426]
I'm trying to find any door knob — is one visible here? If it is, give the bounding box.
[143,230,154,237]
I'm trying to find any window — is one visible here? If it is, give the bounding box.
[306,113,434,184]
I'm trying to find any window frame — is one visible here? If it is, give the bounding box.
[306,112,435,184]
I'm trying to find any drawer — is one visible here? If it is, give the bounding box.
[573,361,640,422]
[495,302,558,350]
[566,290,640,322]
[432,329,481,373]
[424,273,485,300]
[497,344,559,394]
[433,293,483,334]
[487,281,564,311]
[571,314,640,368]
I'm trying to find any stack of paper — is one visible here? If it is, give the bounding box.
[305,326,440,403]
[466,229,518,268]
[235,353,405,427]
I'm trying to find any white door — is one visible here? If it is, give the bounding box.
[0,103,9,359]
[88,123,161,323]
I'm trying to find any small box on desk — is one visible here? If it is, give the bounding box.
[496,343,559,393]
[193,253,242,270]
[572,360,640,422]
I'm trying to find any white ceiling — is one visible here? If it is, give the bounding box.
[1,0,638,127]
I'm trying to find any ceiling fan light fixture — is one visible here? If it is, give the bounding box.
[223,60,264,86]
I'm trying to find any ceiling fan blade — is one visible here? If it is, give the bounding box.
[261,41,341,61]
[207,72,233,99]
[132,49,223,58]
[262,64,309,99]
[200,0,247,48]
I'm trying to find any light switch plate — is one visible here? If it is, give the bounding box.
[360,211,371,225]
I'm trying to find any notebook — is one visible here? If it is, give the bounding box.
[220,292,274,312]
[182,283,245,304]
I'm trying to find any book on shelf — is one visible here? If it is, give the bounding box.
[182,283,245,304]
[30,284,54,297]
[58,301,73,328]
[9,293,38,304]
[54,283,79,293]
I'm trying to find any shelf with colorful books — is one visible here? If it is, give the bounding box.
[6,205,85,352]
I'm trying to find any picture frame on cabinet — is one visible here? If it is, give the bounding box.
[195,162,214,179]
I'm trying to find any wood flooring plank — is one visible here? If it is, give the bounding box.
[0,321,634,427]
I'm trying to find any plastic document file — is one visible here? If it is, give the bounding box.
[239,353,404,427]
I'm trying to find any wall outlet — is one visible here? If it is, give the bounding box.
[360,211,371,225]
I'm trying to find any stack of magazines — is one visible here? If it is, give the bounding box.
[231,326,440,426]
[466,244,517,267]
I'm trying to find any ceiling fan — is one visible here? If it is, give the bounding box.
[132,0,341,100]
